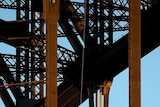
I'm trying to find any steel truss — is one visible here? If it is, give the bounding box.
[0,0,152,107]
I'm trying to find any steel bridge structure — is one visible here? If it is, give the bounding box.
[0,0,160,107]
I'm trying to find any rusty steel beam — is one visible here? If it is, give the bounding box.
[128,1,141,107]
[43,0,60,107]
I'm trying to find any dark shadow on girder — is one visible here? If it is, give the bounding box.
[58,2,160,107]
[0,19,30,46]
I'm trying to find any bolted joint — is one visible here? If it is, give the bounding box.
[50,0,55,3]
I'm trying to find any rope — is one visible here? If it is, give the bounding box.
[80,0,87,104]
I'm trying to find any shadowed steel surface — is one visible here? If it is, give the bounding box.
[0,0,160,107]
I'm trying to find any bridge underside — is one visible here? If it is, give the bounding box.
[0,0,160,107]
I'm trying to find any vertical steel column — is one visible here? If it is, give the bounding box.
[96,92,98,107]
[108,0,113,45]
[128,0,141,107]
[24,0,30,98]
[30,10,36,99]
[100,87,102,107]
[43,0,60,107]
[104,88,109,107]
[87,86,94,107]
[25,48,29,98]
[103,80,112,107]
[99,0,105,45]
[16,0,21,82]
[39,13,45,99]
[16,0,21,100]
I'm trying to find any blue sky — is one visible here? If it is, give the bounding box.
[1,1,160,107]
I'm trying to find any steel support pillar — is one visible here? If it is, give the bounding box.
[87,86,94,107]
[103,81,112,107]
[100,87,102,107]
[98,81,112,107]
[128,1,141,107]
[43,0,60,107]
[96,92,98,107]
